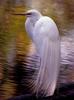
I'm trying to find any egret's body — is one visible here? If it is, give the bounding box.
[24,9,60,97]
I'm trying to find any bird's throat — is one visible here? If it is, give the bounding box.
[30,15,42,26]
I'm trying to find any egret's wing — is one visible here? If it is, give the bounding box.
[33,17,60,96]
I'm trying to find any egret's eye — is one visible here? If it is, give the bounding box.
[26,12,32,15]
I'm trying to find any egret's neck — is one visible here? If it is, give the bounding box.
[29,14,42,26]
[25,14,42,40]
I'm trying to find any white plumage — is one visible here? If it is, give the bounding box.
[25,9,60,97]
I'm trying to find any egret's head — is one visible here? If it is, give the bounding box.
[25,9,42,18]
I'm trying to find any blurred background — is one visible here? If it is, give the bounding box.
[0,0,74,100]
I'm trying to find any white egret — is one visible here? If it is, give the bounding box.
[14,9,60,97]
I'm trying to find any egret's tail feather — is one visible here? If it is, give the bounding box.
[34,38,60,96]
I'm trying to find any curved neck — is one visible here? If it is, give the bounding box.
[25,14,42,40]
[29,14,42,25]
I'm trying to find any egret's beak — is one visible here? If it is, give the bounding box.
[13,12,31,16]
